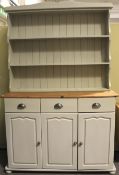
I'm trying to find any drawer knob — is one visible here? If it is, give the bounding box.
[17,103,26,110]
[73,141,77,146]
[92,103,101,109]
[54,103,63,109]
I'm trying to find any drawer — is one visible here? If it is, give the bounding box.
[41,98,77,112]
[5,98,40,112]
[78,98,115,112]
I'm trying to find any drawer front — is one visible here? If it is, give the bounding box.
[78,98,115,112]
[5,98,40,112]
[41,99,77,112]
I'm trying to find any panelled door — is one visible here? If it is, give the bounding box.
[78,113,115,170]
[5,113,42,169]
[42,113,77,170]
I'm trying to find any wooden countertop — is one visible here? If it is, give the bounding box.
[1,90,118,98]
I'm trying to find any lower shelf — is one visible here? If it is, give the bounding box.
[10,65,109,92]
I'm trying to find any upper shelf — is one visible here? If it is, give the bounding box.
[8,11,109,39]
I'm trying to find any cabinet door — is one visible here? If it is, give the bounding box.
[78,112,115,170]
[5,113,42,169]
[42,113,77,169]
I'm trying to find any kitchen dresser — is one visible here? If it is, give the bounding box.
[2,1,118,174]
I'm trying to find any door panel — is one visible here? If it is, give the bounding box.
[78,112,115,170]
[5,113,42,169]
[42,113,77,169]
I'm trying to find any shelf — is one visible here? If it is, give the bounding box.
[9,38,109,66]
[10,63,110,67]
[8,11,109,39]
[9,35,110,41]
[9,88,110,92]
[9,65,109,92]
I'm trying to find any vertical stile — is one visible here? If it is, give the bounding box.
[101,13,106,35]
[60,66,68,88]
[53,40,60,65]
[10,68,18,90]
[67,39,75,65]
[88,39,95,63]
[88,66,95,88]
[68,66,75,88]
[59,14,67,37]
[38,15,46,38]
[25,41,33,65]
[81,66,88,88]
[53,66,61,88]
[11,41,20,65]
[46,40,54,65]
[87,13,95,36]
[81,39,87,64]
[101,39,107,62]
[94,39,102,63]
[25,14,32,38]
[18,15,26,38]
[40,67,47,89]
[74,14,80,37]
[94,65,102,88]
[60,39,67,65]
[32,14,39,38]
[10,15,19,38]
[32,40,40,65]
[39,40,47,65]
[20,67,27,89]
[33,67,40,89]
[80,13,88,36]
[67,14,74,37]
[94,13,102,35]
[52,15,60,38]
[45,15,53,38]
[74,39,81,65]
[75,66,81,88]
[47,66,53,88]
[19,41,25,65]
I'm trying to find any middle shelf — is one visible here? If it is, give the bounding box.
[9,38,109,66]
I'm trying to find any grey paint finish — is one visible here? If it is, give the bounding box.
[5,1,113,13]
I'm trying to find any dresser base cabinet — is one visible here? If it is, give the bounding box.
[4,96,116,174]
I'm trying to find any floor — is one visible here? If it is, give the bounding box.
[0,149,119,175]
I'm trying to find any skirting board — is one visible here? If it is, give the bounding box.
[5,164,116,174]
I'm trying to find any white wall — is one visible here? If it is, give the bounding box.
[0,0,20,7]
[25,0,42,5]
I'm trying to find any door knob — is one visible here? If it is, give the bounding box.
[72,141,77,146]
[36,142,41,147]
[78,142,83,147]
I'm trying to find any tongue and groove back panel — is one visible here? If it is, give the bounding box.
[7,3,110,92]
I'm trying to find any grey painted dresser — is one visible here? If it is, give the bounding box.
[3,1,118,174]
